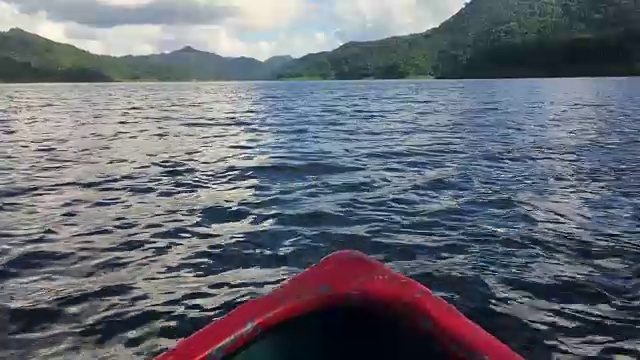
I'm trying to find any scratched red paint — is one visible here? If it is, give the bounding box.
[154,250,523,360]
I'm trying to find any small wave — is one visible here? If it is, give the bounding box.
[2,79,639,359]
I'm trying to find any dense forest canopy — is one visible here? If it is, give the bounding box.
[278,0,640,79]
[0,56,112,83]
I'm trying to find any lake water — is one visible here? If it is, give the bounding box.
[1,79,639,359]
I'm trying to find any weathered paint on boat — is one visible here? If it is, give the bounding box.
[155,250,523,360]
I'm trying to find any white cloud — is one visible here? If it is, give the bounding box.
[0,2,68,42]
[0,0,467,60]
[334,0,466,42]
[98,0,153,5]
[224,0,306,31]
[68,24,164,55]
[315,32,327,44]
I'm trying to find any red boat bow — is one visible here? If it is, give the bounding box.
[155,250,523,360]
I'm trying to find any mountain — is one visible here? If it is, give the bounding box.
[122,47,275,81]
[0,28,187,81]
[279,0,640,79]
[3,0,639,83]
[0,28,293,82]
[264,55,294,70]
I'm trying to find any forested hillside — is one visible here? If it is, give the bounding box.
[0,56,112,83]
[279,0,640,79]
[0,28,164,80]
[0,28,292,82]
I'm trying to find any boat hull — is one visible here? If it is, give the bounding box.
[155,250,522,360]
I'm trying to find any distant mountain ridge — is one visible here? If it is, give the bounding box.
[1,0,640,82]
[120,45,291,81]
[0,28,294,82]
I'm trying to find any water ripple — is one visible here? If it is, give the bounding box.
[1,79,640,359]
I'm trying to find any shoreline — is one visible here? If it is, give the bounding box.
[2,74,639,85]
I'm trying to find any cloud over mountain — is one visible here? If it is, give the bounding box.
[0,0,465,60]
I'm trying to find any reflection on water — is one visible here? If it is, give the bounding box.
[1,79,639,359]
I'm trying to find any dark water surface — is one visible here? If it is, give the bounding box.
[1,79,639,359]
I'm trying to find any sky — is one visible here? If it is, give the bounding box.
[0,0,466,60]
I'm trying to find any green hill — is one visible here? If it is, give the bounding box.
[0,28,190,81]
[120,49,292,81]
[279,0,640,79]
[0,28,293,82]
